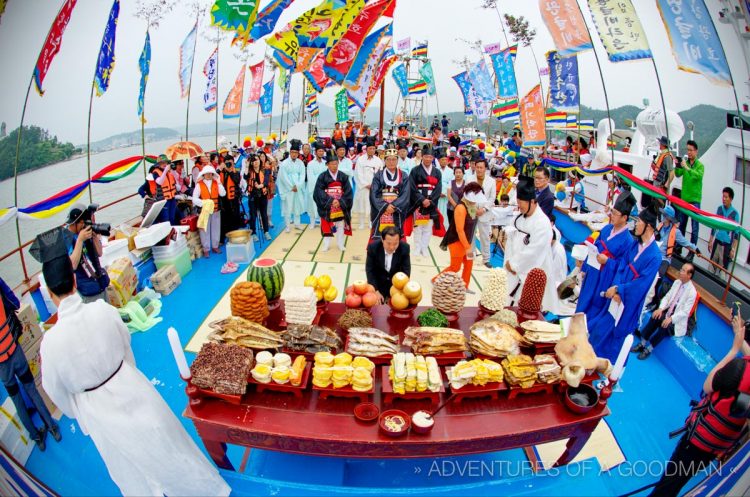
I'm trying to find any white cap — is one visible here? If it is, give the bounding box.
[571,244,588,261]
[580,153,592,166]
[198,165,218,180]
[464,191,488,205]
[449,146,457,152]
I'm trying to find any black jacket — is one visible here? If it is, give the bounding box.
[537,186,555,220]
[365,240,411,297]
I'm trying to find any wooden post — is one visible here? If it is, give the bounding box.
[378,83,385,143]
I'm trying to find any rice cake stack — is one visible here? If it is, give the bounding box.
[534,354,561,383]
[190,342,254,395]
[501,354,537,389]
[283,286,317,325]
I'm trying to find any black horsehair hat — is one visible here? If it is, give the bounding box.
[516,175,536,201]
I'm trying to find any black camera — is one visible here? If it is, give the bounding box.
[675,156,683,167]
[82,204,111,237]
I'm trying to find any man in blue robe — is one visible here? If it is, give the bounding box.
[586,205,662,362]
[576,191,636,318]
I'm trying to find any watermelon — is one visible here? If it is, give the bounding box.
[247,258,285,301]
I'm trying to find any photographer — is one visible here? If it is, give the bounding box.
[64,204,110,303]
[648,311,749,497]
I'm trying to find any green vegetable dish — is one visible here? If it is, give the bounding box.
[417,309,449,328]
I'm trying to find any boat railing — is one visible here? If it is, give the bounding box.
[3,192,141,296]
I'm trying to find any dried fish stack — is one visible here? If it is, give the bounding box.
[480,268,508,311]
[431,272,466,314]
[190,342,253,395]
[501,354,537,388]
[534,354,561,384]
[208,317,284,350]
[469,319,529,358]
[283,287,317,325]
[282,324,341,354]
[403,327,467,355]
[346,327,400,357]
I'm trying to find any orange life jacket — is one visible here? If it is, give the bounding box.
[221,170,237,201]
[0,302,17,363]
[148,168,164,200]
[332,129,344,141]
[651,151,674,179]
[199,180,219,205]
[161,170,177,200]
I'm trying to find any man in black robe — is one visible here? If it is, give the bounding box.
[370,148,411,241]
[313,151,353,252]
[407,145,444,257]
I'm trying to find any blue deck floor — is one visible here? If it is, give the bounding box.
[13,202,728,496]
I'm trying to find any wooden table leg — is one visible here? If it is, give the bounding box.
[203,438,235,470]
[552,419,600,468]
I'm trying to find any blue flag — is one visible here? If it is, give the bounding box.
[137,31,151,123]
[392,64,409,97]
[490,48,518,98]
[547,51,580,113]
[467,60,495,102]
[250,0,296,41]
[94,0,120,96]
[452,71,473,115]
[260,75,275,117]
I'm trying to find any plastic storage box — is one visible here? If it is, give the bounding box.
[226,240,255,264]
[154,247,192,278]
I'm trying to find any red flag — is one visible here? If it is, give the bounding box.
[223,64,246,118]
[33,0,78,95]
[324,0,394,83]
[247,60,265,104]
[382,0,396,18]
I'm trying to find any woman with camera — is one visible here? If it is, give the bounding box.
[245,154,272,241]
[648,310,749,496]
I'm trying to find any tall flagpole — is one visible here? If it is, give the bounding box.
[141,28,148,178]
[185,18,198,142]
[215,36,220,152]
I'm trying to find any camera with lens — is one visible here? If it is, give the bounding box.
[675,156,683,168]
[82,204,112,237]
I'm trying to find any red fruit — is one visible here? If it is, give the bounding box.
[362,292,378,308]
[352,280,368,296]
[346,294,363,308]
[366,284,377,294]
[345,285,355,295]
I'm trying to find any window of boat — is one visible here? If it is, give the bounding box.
[735,156,750,186]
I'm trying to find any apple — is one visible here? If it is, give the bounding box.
[362,292,379,308]
[352,280,369,296]
[366,284,377,294]
[346,293,362,308]
[345,285,355,295]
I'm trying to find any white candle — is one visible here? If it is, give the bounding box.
[610,334,634,382]
[167,327,191,380]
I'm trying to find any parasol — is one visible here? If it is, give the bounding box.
[165,141,203,161]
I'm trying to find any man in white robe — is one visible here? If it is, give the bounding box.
[473,158,497,268]
[277,140,306,232]
[505,175,556,311]
[354,139,384,229]
[305,142,328,226]
[40,256,230,497]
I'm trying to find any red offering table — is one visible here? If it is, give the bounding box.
[380,366,444,407]
[184,303,609,469]
[248,363,312,399]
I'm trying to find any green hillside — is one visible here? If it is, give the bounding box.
[0,126,80,181]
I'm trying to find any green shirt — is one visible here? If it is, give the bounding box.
[674,158,704,203]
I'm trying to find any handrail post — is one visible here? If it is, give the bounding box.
[15,218,29,284]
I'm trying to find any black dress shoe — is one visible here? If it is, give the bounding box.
[638,348,652,360]
[631,343,645,353]
[33,426,48,452]
[49,425,62,442]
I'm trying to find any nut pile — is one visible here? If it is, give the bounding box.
[480,268,509,311]
[230,282,269,323]
[337,309,373,331]
[190,342,254,395]
[431,272,466,314]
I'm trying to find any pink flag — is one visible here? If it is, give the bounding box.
[484,42,501,55]
[247,60,265,104]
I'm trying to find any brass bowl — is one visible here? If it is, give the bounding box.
[226,229,251,244]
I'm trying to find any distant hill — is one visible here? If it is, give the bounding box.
[86,127,180,152]
[0,125,81,181]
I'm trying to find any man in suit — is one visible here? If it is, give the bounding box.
[365,226,411,303]
[533,166,555,220]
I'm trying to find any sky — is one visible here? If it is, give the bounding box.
[0,0,745,145]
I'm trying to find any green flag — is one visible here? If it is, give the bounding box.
[419,61,436,96]
[278,65,287,91]
[211,0,259,37]
[335,88,349,123]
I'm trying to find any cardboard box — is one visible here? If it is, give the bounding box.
[150,264,181,296]
[22,334,41,364]
[16,303,37,329]
[34,376,59,420]
[186,229,200,244]
[16,304,43,353]
[115,225,140,251]
[106,257,138,308]
[0,398,34,464]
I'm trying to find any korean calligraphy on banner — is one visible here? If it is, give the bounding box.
[484,42,502,55]
[452,71,474,115]
[586,0,652,62]
[656,0,731,86]
[520,85,546,147]
[335,88,349,122]
[467,60,496,102]
[260,75,275,117]
[247,60,265,104]
[539,0,593,56]
[203,48,219,111]
[546,51,580,113]
[392,63,409,97]
[490,48,518,98]
[222,64,246,118]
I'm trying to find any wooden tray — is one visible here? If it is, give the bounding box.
[312,368,376,403]
[507,381,557,400]
[186,383,245,405]
[445,367,508,404]
[343,335,397,365]
[248,363,312,399]
[422,350,467,365]
[380,366,444,407]
[278,305,324,329]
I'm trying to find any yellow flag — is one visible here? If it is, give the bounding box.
[325,0,365,51]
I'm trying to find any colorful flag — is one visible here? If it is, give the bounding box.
[304,49,331,92]
[267,28,300,70]
[283,70,291,104]
[408,79,427,95]
[397,37,411,52]
[348,36,391,109]
[484,42,502,55]
[520,85,545,147]
[467,60,496,102]
[179,23,198,98]
[335,88,349,122]
[392,63,409,97]
[545,109,567,127]
[33,0,78,95]
[547,51,580,113]
[656,0,731,86]
[490,46,518,98]
[539,0,593,56]
[305,84,319,116]
[364,47,396,110]
[324,0,394,84]
[324,0,366,51]
[223,64,246,118]
[419,61,436,96]
[249,0,296,42]
[247,60,265,104]
[566,114,577,128]
[452,71,473,115]
[411,43,428,57]
[343,23,392,91]
[579,119,594,129]
[203,48,219,111]
[259,75,275,116]
[211,0,259,38]
[94,0,120,97]
[292,0,334,48]
[348,94,358,111]
[587,0,651,62]
[137,31,151,123]
[492,100,520,122]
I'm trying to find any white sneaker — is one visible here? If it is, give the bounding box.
[338,244,346,252]
[358,225,364,230]
[321,240,330,252]
[264,232,272,241]
[295,225,303,231]
[285,226,291,233]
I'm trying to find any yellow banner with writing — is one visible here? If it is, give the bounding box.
[587,0,652,62]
